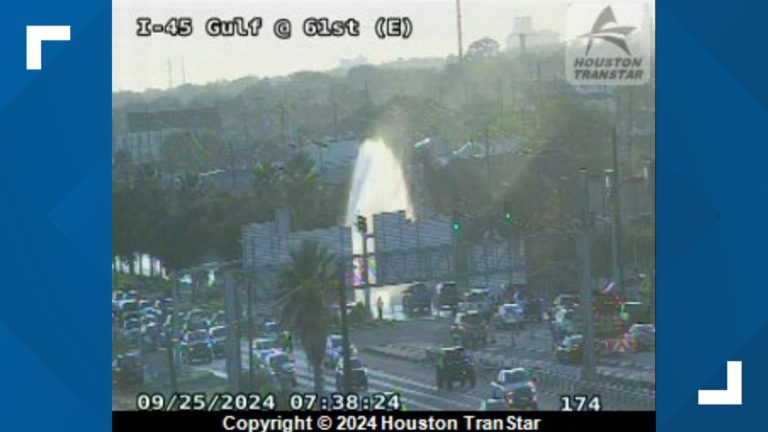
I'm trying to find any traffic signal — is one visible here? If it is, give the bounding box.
[356,215,368,233]
[503,201,515,223]
[451,211,462,234]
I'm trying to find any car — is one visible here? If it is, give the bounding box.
[260,351,298,391]
[122,327,141,349]
[113,290,127,303]
[120,299,140,316]
[436,282,460,310]
[466,288,493,317]
[552,308,578,339]
[140,306,161,317]
[181,330,213,364]
[324,334,357,368]
[496,303,524,329]
[626,324,655,352]
[158,298,174,311]
[556,334,585,364]
[138,300,152,310]
[186,309,209,323]
[141,323,160,352]
[253,337,282,362]
[335,357,369,392]
[457,301,482,314]
[112,352,143,387]
[553,294,580,310]
[478,398,509,411]
[183,319,210,333]
[522,297,543,322]
[402,283,432,316]
[123,316,142,332]
[451,310,488,348]
[210,310,227,327]
[209,325,228,358]
[140,314,159,327]
[435,346,476,390]
[260,320,281,341]
[620,302,652,326]
[490,368,539,410]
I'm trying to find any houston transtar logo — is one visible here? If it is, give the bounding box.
[580,6,636,56]
[565,3,650,85]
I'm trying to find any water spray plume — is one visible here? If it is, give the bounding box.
[345,138,414,229]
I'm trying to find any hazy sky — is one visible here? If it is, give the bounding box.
[113,0,653,92]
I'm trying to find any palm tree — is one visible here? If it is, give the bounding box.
[276,241,338,394]
[283,152,319,229]
[252,162,285,218]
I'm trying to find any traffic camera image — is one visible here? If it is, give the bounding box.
[112,0,655,415]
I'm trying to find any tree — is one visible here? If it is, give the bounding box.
[283,153,319,229]
[252,162,285,219]
[276,241,338,394]
[466,37,501,59]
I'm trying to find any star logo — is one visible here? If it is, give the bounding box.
[580,6,637,56]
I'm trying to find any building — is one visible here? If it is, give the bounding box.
[304,139,362,185]
[338,55,369,70]
[506,16,561,51]
[113,106,222,163]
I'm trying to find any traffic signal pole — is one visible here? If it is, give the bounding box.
[578,169,596,381]
[246,279,254,392]
[362,233,371,316]
[608,128,625,297]
[337,260,353,393]
[578,231,597,381]
[333,227,353,393]
[356,215,372,316]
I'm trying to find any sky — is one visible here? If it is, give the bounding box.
[113,0,654,92]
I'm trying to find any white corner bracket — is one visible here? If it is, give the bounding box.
[26,25,71,70]
[698,361,742,405]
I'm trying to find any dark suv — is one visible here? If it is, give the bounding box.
[451,310,489,348]
[335,357,369,392]
[181,329,213,364]
[112,352,143,387]
[436,282,460,311]
[402,283,432,316]
[435,346,476,390]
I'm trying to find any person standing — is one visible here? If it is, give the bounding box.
[376,296,384,321]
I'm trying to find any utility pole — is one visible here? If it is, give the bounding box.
[224,272,242,392]
[163,314,177,391]
[337,248,353,393]
[497,79,504,118]
[577,230,596,381]
[484,126,492,208]
[228,139,237,190]
[455,0,464,64]
[355,215,372,315]
[649,159,655,326]
[484,127,492,287]
[246,279,254,392]
[608,128,625,296]
[362,234,371,315]
[578,168,596,380]
[169,273,181,389]
[332,98,339,142]
[181,57,186,85]
[167,58,173,90]
[144,105,151,165]
[280,102,287,163]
